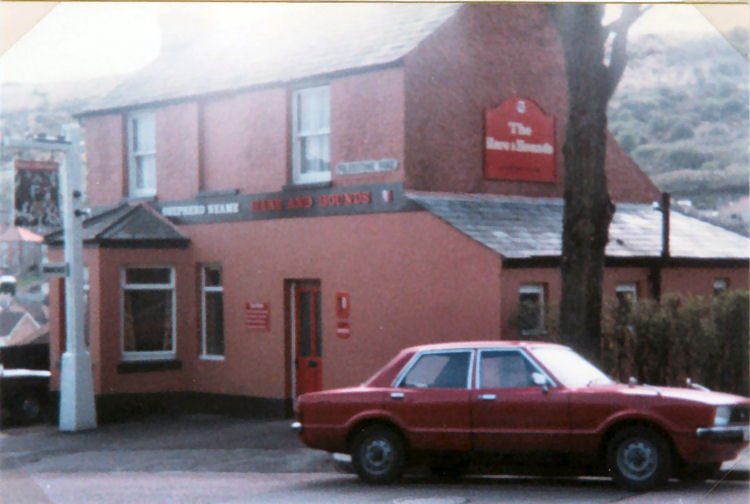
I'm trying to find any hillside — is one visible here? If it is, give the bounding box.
[609,29,749,212]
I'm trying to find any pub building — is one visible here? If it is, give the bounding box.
[46,4,749,419]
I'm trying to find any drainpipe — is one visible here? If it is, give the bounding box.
[649,192,670,301]
[661,192,670,260]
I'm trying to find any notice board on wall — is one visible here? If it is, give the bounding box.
[245,302,270,331]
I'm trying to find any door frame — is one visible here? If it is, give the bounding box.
[287,279,322,402]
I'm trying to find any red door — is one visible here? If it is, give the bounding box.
[294,282,322,397]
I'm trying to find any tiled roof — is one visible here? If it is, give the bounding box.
[408,192,750,260]
[45,203,189,248]
[0,226,44,243]
[81,3,461,114]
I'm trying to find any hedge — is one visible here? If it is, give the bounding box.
[600,290,749,396]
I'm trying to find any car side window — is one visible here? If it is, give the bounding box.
[399,351,471,389]
[479,350,537,389]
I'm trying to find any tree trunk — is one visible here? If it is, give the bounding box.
[556,5,615,361]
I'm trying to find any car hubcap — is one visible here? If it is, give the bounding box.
[618,439,657,481]
[363,439,393,474]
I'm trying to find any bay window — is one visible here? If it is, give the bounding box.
[122,267,175,361]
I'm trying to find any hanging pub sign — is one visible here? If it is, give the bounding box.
[484,97,556,183]
[14,159,61,227]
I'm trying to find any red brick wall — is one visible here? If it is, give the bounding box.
[404,3,659,203]
[84,114,126,205]
[500,265,748,340]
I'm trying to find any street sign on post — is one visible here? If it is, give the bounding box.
[41,262,70,278]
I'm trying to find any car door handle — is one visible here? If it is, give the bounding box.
[478,394,497,401]
[390,392,405,400]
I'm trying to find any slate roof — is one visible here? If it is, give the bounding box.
[408,192,750,260]
[45,203,190,248]
[0,311,25,338]
[81,3,461,114]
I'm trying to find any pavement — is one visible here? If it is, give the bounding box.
[1,414,748,480]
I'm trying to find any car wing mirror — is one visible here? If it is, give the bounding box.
[532,372,549,393]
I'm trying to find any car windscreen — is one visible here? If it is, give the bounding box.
[529,346,614,388]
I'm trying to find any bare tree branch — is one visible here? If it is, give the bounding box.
[604,5,650,100]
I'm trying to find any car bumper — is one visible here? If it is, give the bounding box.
[696,425,750,443]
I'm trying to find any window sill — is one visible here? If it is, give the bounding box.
[199,355,225,362]
[283,181,332,192]
[117,359,182,374]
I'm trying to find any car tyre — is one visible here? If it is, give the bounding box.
[351,425,405,484]
[607,427,671,491]
[14,389,42,424]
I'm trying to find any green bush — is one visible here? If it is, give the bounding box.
[599,291,749,396]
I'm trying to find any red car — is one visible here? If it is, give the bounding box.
[292,341,749,490]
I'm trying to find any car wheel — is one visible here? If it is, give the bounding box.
[14,390,42,423]
[607,427,671,491]
[351,425,405,484]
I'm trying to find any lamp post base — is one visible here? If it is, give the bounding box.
[59,351,97,431]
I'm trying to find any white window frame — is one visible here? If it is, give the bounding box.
[127,110,157,198]
[615,283,638,305]
[291,85,331,184]
[121,266,176,361]
[200,264,224,360]
[519,284,546,336]
[713,278,729,296]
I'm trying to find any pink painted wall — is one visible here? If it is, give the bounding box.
[201,88,289,194]
[84,114,126,205]
[330,67,406,187]
[52,212,500,399]
[155,103,200,200]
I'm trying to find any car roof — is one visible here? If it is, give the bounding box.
[401,340,567,353]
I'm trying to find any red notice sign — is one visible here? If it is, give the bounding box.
[484,97,556,183]
[245,302,270,331]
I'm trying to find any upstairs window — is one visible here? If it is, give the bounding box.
[292,86,330,184]
[518,284,546,335]
[615,283,637,314]
[713,278,729,296]
[127,111,156,198]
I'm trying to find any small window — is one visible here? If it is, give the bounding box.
[478,350,539,389]
[615,283,637,313]
[399,351,472,389]
[122,267,175,361]
[292,86,330,184]
[519,284,545,335]
[128,111,156,198]
[713,278,729,296]
[201,265,224,359]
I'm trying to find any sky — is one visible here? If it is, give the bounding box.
[0,2,746,85]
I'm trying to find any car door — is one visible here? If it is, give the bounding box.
[470,348,570,453]
[385,349,474,452]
